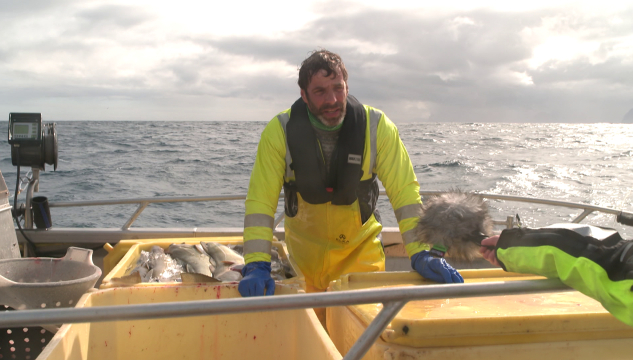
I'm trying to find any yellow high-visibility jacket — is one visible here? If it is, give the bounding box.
[243,97,428,290]
[496,225,633,327]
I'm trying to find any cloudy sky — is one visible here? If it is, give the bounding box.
[1,0,632,123]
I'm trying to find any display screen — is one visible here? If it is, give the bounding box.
[12,123,38,139]
[14,124,30,134]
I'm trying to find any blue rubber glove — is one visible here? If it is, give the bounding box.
[411,250,464,283]
[238,261,276,297]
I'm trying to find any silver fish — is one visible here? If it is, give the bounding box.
[167,243,213,277]
[270,247,286,281]
[199,243,217,273]
[128,250,152,282]
[148,245,168,278]
[200,242,244,282]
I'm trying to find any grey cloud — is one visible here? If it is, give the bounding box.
[193,36,310,67]
[0,3,159,67]
[531,57,633,86]
[0,0,74,17]
[151,9,545,110]
[149,37,301,100]
[75,5,156,34]
[318,9,535,67]
[0,80,158,101]
[192,5,633,122]
[199,9,542,92]
[75,5,156,30]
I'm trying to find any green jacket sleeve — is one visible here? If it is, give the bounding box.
[243,115,287,264]
[373,110,428,257]
[496,227,633,327]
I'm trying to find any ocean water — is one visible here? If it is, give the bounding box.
[1,121,632,237]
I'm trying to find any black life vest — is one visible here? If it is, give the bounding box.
[285,95,366,205]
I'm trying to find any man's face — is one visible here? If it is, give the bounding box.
[301,68,348,127]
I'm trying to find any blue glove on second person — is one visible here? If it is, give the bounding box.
[238,261,276,297]
[411,250,464,283]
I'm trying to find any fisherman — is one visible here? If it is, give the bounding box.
[479,224,633,327]
[239,49,463,299]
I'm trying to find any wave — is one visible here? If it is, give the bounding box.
[428,160,464,167]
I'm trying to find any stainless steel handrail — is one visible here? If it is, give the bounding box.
[32,191,632,230]
[0,279,568,360]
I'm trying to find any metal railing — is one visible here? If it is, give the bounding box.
[20,181,632,231]
[14,182,633,248]
[0,278,569,360]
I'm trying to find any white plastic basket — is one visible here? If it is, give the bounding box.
[0,247,101,359]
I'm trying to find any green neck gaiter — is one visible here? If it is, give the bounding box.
[307,108,344,131]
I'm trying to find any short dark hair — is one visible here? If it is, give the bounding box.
[298,49,348,91]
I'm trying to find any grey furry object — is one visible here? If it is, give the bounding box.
[415,191,493,262]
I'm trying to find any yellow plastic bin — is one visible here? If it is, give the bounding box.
[100,237,302,289]
[38,283,341,360]
[327,269,633,360]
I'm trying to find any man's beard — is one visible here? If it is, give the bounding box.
[306,97,347,127]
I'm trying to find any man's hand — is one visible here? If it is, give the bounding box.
[479,235,501,267]
[411,250,464,283]
[238,261,276,297]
